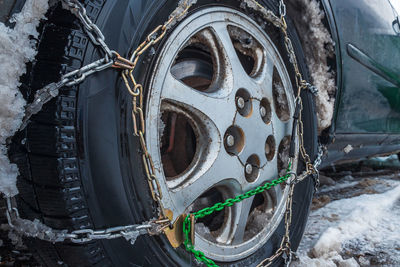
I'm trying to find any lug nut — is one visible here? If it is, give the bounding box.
[260,106,267,117]
[237,97,245,109]
[245,164,253,175]
[245,155,260,182]
[224,126,245,156]
[226,135,235,147]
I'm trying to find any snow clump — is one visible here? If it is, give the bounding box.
[293,183,400,266]
[289,0,336,132]
[0,0,49,197]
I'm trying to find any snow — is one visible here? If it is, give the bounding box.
[0,0,49,197]
[241,0,282,29]
[288,0,336,132]
[293,178,400,266]
[343,145,353,154]
[242,0,336,132]
[390,0,400,14]
[166,0,198,30]
[245,208,273,241]
[273,82,290,121]
[318,180,358,194]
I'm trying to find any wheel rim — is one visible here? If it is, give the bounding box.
[145,7,298,262]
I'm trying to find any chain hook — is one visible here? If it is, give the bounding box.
[112,52,135,70]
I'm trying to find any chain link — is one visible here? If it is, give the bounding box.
[120,0,193,222]
[279,0,287,17]
[4,196,166,244]
[183,165,293,266]
[19,0,131,131]
[61,0,112,59]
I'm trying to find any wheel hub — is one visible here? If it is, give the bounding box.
[145,7,298,262]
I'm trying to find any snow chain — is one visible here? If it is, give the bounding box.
[4,0,325,266]
[182,1,322,266]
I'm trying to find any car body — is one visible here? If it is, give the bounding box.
[319,0,400,167]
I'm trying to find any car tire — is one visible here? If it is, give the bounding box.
[9,0,318,266]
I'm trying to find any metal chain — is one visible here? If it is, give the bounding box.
[279,0,287,17]
[7,0,170,244]
[257,1,319,265]
[61,0,112,59]
[119,0,193,222]
[5,0,323,262]
[19,0,135,131]
[183,164,293,267]
[4,195,168,244]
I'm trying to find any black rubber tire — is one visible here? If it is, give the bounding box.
[9,0,317,266]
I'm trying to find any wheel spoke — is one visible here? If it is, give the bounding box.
[260,156,279,181]
[146,8,299,259]
[254,55,275,99]
[161,72,235,134]
[210,23,258,90]
[273,183,284,204]
[271,111,292,149]
[230,196,255,244]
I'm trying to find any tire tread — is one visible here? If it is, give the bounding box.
[10,1,112,266]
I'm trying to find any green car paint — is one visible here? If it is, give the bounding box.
[324,0,400,134]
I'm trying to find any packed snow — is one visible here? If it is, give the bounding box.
[243,0,336,132]
[0,0,49,197]
[288,0,336,132]
[293,161,400,267]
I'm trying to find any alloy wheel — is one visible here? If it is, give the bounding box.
[146,7,298,262]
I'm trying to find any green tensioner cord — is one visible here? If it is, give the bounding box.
[183,163,293,267]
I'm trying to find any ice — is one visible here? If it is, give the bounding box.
[294,252,360,267]
[0,0,49,197]
[1,217,64,246]
[390,0,400,13]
